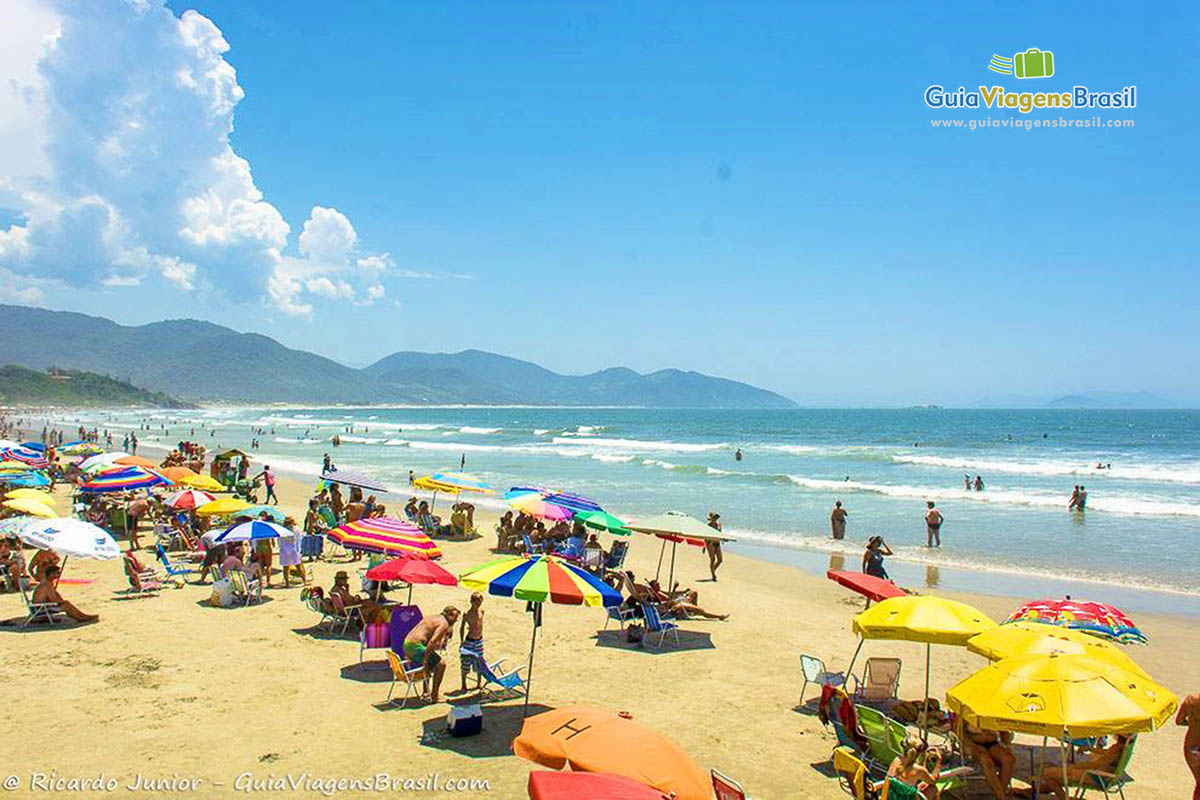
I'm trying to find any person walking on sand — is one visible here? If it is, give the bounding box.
[830,501,848,540]
[458,592,486,693]
[924,502,943,547]
[257,465,278,505]
[705,512,724,581]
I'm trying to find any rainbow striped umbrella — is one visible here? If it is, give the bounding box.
[2,448,51,469]
[326,516,442,559]
[509,494,574,521]
[78,466,171,493]
[459,553,621,716]
[504,486,603,515]
[422,472,495,494]
[60,441,103,456]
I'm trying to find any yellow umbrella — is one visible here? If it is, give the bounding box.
[4,488,56,503]
[0,462,37,472]
[195,497,251,517]
[851,595,997,738]
[946,653,1178,738]
[967,622,1151,679]
[2,498,56,518]
[180,474,225,492]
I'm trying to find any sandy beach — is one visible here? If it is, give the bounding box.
[0,470,1195,799]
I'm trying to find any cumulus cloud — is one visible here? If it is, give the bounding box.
[0,0,393,316]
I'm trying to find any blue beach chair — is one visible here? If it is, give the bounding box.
[640,602,680,649]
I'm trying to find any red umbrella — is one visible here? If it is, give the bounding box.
[827,570,906,603]
[365,555,457,603]
[527,771,672,800]
[1005,598,1147,644]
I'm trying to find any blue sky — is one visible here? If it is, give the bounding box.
[1,1,1197,404]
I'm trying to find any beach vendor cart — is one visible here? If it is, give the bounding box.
[210,449,252,494]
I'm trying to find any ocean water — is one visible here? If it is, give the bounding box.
[48,407,1200,603]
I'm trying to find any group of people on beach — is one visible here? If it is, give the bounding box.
[829,500,945,581]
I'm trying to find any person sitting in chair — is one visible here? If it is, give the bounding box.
[888,740,943,799]
[33,564,98,622]
[0,538,24,591]
[403,606,460,703]
[963,722,1015,800]
[1016,735,1131,800]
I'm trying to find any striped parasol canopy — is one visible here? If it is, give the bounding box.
[78,466,171,493]
[327,516,441,559]
[505,486,603,515]
[320,468,389,493]
[60,441,104,456]
[1005,598,1148,644]
[215,520,294,543]
[165,489,217,510]
[0,471,51,488]
[459,553,622,607]
[509,494,574,521]
[2,448,51,469]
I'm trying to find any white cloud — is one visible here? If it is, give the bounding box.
[0,0,393,316]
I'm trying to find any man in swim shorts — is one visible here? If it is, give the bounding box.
[924,501,943,547]
[403,605,460,702]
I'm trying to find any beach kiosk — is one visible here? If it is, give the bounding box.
[210,449,251,491]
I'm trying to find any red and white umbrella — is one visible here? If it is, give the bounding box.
[165,489,217,510]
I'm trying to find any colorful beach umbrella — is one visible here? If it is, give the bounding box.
[574,510,630,535]
[159,466,199,482]
[946,653,1178,738]
[0,515,37,537]
[326,516,442,559]
[320,468,389,493]
[505,487,603,514]
[16,517,121,560]
[851,595,996,740]
[165,489,217,510]
[827,570,907,603]
[459,553,622,715]
[78,466,170,493]
[18,442,45,452]
[4,488,56,504]
[2,448,51,469]
[215,519,294,543]
[2,497,57,518]
[625,511,732,586]
[527,771,673,800]
[967,621,1151,679]
[424,471,494,494]
[240,504,287,522]
[60,441,103,456]
[0,461,38,472]
[514,707,710,800]
[509,494,574,521]
[79,452,129,471]
[366,555,457,603]
[195,497,252,517]
[178,473,224,492]
[0,471,51,487]
[114,455,159,469]
[1005,598,1147,644]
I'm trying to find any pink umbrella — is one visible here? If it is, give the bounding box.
[510,495,574,521]
[165,489,217,510]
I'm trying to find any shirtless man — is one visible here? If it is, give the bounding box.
[459,593,485,692]
[33,565,98,622]
[924,502,943,547]
[404,606,460,702]
[830,501,848,540]
[1179,692,1200,800]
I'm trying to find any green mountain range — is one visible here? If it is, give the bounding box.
[0,365,191,408]
[0,305,796,408]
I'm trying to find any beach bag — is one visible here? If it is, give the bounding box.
[625,623,644,644]
[209,578,233,608]
[446,704,483,737]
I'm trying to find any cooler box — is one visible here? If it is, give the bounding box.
[446,704,483,737]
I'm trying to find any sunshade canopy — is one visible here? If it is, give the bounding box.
[1005,598,1147,644]
[320,468,389,493]
[828,570,907,603]
[17,518,121,560]
[415,471,494,494]
[946,653,1178,738]
[195,497,252,517]
[326,517,441,559]
[514,707,711,800]
[165,489,216,510]
[625,511,733,545]
[527,771,672,800]
[853,595,996,646]
[78,466,170,493]
[574,510,630,535]
[365,556,457,586]
[2,497,57,517]
[459,554,621,607]
[215,520,294,543]
[967,621,1151,679]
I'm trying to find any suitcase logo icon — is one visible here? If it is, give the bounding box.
[988,48,1055,79]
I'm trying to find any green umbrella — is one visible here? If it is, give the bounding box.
[240,504,287,522]
[574,510,630,535]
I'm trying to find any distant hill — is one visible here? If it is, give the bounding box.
[0,366,191,408]
[1046,391,1173,409]
[0,305,796,408]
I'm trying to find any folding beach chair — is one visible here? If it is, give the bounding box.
[522,534,543,554]
[602,540,629,575]
[832,746,879,800]
[1072,735,1137,799]
[712,769,750,800]
[228,570,260,606]
[463,651,527,700]
[604,603,636,631]
[850,657,902,704]
[155,543,196,581]
[328,592,362,633]
[384,650,427,708]
[359,620,391,664]
[123,552,163,596]
[640,602,679,649]
[556,536,585,561]
[19,579,65,628]
[799,654,845,705]
[582,547,604,572]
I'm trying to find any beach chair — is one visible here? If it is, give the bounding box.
[18,579,65,628]
[556,536,585,561]
[522,534,543,554]
[856,706,908,770]
[640,602,680,649]
[359,620,391,663]
[464,652,527,700]
[228,570,260,605]
[602,540,629,575]
[604,603,636,631]
[388,604,423,653]
[384,650,427,708]
[711,769,750,800]
[155,543,196,581]
[1071,735,1136,799]
[582,547,604,572]
[850,657,901,705]
[800,654,845,706]
[328,592,363,634]
[306,593,333,630]
[832,746,878,800]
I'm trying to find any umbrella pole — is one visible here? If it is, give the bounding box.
[654,539,666,582]
[668,541,677,588]
[522,603,541,718]
[407,583,413,605]
[922,643,931,743]
[841,638,864,689]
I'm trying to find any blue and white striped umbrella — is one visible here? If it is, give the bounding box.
[215,520,294,543]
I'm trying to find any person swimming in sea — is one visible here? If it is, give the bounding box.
[734,448,743,462]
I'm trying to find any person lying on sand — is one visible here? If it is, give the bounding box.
[33,565,98,622]
[404,606,460,703]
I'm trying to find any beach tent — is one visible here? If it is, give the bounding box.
[514,707,710,800]
[624,511,733,586]
[459,554,621,716]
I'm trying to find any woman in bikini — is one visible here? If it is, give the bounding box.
[888,741,943,799]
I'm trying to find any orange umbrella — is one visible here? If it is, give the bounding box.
[115,455,159,469]
[513,707,710,800]
[160,466,199,482]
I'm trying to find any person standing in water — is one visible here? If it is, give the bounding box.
[924,501,943,547]
[830,501,848,540]
[973,475,985,492]
[964,474,972,490]
[1076,485,1087,510]
[1068,485,1081,510]
[734,448,743,462]
[862,536,893,580]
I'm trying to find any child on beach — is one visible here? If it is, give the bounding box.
[459,592,485,692]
